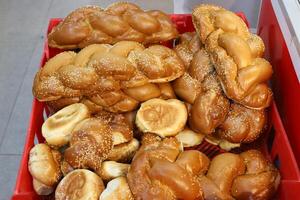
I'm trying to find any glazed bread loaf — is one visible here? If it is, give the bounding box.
[192,5,273,109]
[48,2,178,49]
[28,144,62,195]
[173,33,266,146]
[33,42,183,113]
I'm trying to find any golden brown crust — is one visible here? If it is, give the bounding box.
[64,118,113,170]
[135,98,187,137]
[33,42,184,113]
[216,104,266,143]
[198,150,279,200]
[28,144,62,188]
[106,138,140,163]
[173,32,268,146]
[48,3,178,49]
[192,5,273,109]
[127,138,206,200]
[55,169,104,200]
[100,177,134,200]
[173,35,230,135]
[41,103,90,148]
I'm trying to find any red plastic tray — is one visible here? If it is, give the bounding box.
[12,14,300,200]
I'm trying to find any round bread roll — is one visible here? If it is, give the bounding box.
[32,179,54,196]
[107,138,139,163]
[136,98,187,137]
[42,103,90,147]
[64,118,113,170]
[97,161,130,181]
[55,169,104,200]
[28,144,62,194]
[175,128,204,147]
[99,177,134,200]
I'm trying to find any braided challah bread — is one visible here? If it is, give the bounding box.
[199,150,280,200]
[173,33,266,147]
[192,5,273,109]
[127,135,279,200]
[48,2,178,49]
[127,137,206,200]
[33,42,184,113]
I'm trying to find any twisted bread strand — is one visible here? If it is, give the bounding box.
[127,137,206,200]
[192,5,273,109]
[127,135,279,200]
[33,42,183,113]
[48,2,178,49]
[173,33,266,145]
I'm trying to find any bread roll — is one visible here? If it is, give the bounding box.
[97,161,130,181]
[42,103,90,147]
[107,138,139,163]
[175,128,204,147]
[28,144,62,194]
[64,118,113,170]
[55,169,104,200]
[136,98,187,137]
[99,177,133,200]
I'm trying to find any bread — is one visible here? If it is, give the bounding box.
[136,98,187,137]
[173,36,230,135]
[175,128,204,147]
[192,4,273,109]
[28,144,62,195]
[97,161,130,181]
[55,169,104,200]
[100,177,134,200]
[216,104,266,143]
[173,32,267,148]
[48,2,178,49]
[127,137,207,200]
[199,150,280,200]
[107,138,140,163]
[231,150,280,199]
[95,110,133,145]
[42,103,90,147]
[64,118,113,170]
[33,42,184,113]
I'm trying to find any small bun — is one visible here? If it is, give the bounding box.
[42,103,90,147]
[107,138,139,163]
[99,177,134,200]
[28,144,62,194]
[97,161,130,181]
[64,118,113,170]
[32,177,54,195]
[175,128,204,147]
[136,98,187,137]
[95,111,133,146]
[55,169,104,200]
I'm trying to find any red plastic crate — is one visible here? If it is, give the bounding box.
[258,0,300,167]
[12,14,300,200]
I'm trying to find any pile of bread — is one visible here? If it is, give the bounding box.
[29,2,279,200]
